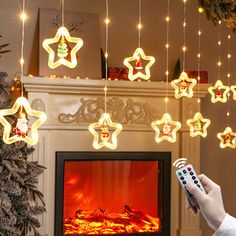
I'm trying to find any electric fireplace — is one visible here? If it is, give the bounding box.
[55,152,171,236]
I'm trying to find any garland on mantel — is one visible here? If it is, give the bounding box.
[199,0,236,31]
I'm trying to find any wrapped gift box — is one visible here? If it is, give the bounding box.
[187,71,208,83]
[108,67,129,80]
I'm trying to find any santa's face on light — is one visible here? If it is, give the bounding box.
[163,124,171,136]
[16,117,28,133]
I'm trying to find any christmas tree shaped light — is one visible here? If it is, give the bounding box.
[151,113,181,143]
[43,26,83,69]
[186,112,211,138]
[0,96,47,145]
[89,113,122,150]
[208,80,230,103]
[217,127,236,149]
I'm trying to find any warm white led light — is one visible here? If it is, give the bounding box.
[208,80,230,103]
[186,112,211,138]
[0,96,47,145]
[42,26,83,69]
[124,47,155,81]
[171,71,197,98]
[88,113,122,150]
[138,23,143,29]
[20,12,27,21]
[105,18,110,24]
[151,113,181,143]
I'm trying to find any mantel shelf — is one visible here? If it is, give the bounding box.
[22,76,210,98]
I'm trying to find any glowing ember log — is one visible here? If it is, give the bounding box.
[64,205,160,235]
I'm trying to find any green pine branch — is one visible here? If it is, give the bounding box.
[199,0,236,31]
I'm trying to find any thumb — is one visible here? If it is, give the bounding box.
[187,182,207,204]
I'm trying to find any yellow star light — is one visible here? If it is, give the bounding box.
[0,96,47,145]
[123,47,155,81]
[88,113,122,150]
[217,127,236,149]
[42,26,83,69]
[151,113,181,143]
[186,112,211,138]
[231,85,236,100]
[208,80,230,103]
[171,71,197,98]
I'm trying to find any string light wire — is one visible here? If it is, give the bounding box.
[182,0,187,71]
[104,0,109,113]
[138,0,142,48]
[197,10,201,109]
[165,0,170,113]
[226,34,231,123]
[61,0,65,27]
[20,0,26,97]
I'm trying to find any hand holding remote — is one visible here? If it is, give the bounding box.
[186,174,227,231]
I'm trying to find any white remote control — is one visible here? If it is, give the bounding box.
[176,164,206,207]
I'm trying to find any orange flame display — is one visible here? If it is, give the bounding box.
[64,205,160,235]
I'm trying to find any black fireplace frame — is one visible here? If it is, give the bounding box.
[55,152,171,236]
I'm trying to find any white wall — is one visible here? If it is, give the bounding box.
[1,0,236,235]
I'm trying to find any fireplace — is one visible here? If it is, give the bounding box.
[55,152,171,236]
[22,76,209,235]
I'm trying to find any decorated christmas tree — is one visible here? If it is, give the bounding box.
[199,0,236,31]
[0,39,46,236]
[0,35,11,57]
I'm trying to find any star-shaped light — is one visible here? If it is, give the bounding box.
[231,85,236,100]
[171,71,197,98]
[208,80,230,103]
[123,47,155,81]
[186,112,211,138]
[42,26,83,69]
[217,127,236,149]
[0,96,47,145]
[151,113,181,143]
[88,113,122,150]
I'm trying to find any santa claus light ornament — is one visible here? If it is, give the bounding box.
[0,96,47,145]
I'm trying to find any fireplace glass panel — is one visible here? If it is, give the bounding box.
[64,161,159,235]
[55,152,171,236]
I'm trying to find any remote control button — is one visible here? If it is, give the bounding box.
[178,172,182,176]
[183,170,187,174]
[182,181,187,185]
[187,167,192,171]
[180,176,184,180]
[190,172,194,175]
[194,180,198,184]
[197,184,201,188]
[192,176,196,180]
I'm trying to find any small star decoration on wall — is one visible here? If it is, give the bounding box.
[208,80,230,103]
[217,127,236,149]
[124,47,155,81]
[0,96,47,145]
[171,71,197,98]
[151,113,181,143]
[186,112,211,138]
[88,113,122,150]
[42,26,83,69]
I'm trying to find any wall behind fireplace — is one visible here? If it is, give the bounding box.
[1,1,236,235]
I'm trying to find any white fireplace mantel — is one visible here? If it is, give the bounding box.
[22,76,210,236]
